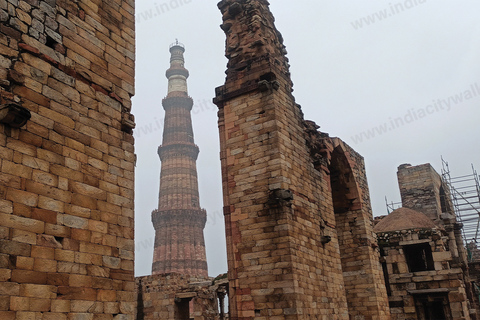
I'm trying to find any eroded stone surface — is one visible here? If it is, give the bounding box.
[0,0,136,318]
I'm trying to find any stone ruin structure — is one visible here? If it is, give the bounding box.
[136,273,228,320]
[135,43,227,320]
[468,243,480,303]
[374,163,478,319]
[212,0,390,319]
[2,0,478,319]
[0,0,136,319]
[137,1,393,318]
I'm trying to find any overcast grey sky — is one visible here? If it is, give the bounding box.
[133,0,480,277]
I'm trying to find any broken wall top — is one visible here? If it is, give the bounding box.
[397,163,453,221]
[215,0,292,100]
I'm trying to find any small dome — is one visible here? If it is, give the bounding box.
[373,207,437,233]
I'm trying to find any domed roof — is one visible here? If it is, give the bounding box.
[373,207,437,233]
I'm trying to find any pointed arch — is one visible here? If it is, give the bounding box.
[329,144,362,214]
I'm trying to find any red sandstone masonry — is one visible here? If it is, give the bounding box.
[0,0,136,319]
[136,273,227,320]
[214,1,389,319]
[151,44,208,277]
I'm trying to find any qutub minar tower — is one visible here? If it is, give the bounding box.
[151,41,208,277]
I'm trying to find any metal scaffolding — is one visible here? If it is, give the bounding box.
[441,157,480,245]
[385,197,402,214]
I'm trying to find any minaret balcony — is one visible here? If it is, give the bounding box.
[166,67,189,79]
[152,208,207,226]
[158,143,200,160]
[162,95,194,111]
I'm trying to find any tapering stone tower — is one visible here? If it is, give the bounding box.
[151,42,208,277]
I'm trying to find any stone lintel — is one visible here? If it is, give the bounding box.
[408,288,450,295]
[399,239,431,246]
[189,281,212,287]
[214,62,283,106]
[176,292,197,299]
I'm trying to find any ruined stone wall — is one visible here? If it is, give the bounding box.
[214,1,389,319]
[397,163,468,266]
[329,138,390,319]
[214,0,346,318]
[378,229,473,319]
[0,0,136,319]
[468,261,480,303]
[136,273,225,320]
[375,163,479,319]
[397,163,446,221]
[304,127,390,318]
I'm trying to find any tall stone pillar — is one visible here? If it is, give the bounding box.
[151,42,208,277]
[213,1,390,319]
[214,1,350,319]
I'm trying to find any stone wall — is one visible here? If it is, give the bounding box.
[0,0,136,319]
[136,273,227,320]
[398,163,447,221]
[328,138,390,319]
[397,163,468,266]
[377,163,478,319]
[214,1,389,319]
[377,228,473,319]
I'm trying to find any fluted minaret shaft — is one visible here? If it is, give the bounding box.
[151,43,208,277]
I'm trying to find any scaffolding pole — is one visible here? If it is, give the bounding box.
[441,157,480,249]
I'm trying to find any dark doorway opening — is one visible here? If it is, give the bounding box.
[414,294,451,320]
[175,298,191,320]
[404,243,435,272]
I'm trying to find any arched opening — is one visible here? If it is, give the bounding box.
[329,146,360,214]
[329,145,375,317]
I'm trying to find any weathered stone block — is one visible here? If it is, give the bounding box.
[0,282,20,296]
[0,311,15,320]
[9,296,29,311]
[0,268,11,281]
[42,313,68,320]
[5,188,38,206]
[62,214,88,229]
[20,283,57,299]
[57,286,96,301]
[51,299,70,313]
[15,256,34,270]
[12,229,37,245]
[0,239,31,256]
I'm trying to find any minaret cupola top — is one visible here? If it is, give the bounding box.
[166,40,189,95]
